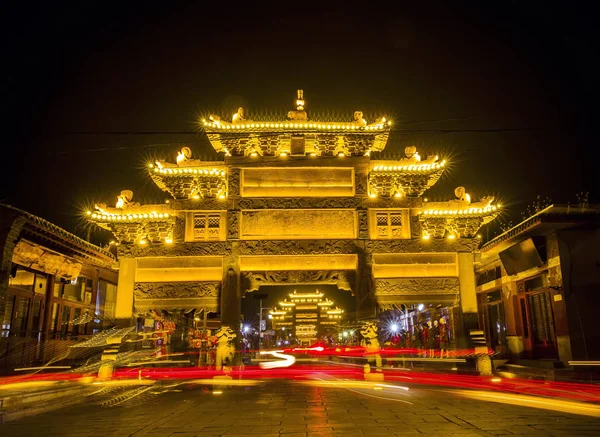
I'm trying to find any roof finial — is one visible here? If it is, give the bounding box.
[296,89,304,111]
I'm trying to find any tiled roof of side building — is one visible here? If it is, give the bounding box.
[0,204,116,262]
[480,204,600,252]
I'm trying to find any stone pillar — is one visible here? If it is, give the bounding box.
[114,257,136,326]
[457,252,478,349]
[42,275,55,339]
[504,280,524,359]
[355,250,376,320]
[221,263,241,365]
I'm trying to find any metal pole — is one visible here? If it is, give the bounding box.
[259,298,262,355]
[201,310,208,367]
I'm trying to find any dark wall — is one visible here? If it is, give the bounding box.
[558,228,600,360]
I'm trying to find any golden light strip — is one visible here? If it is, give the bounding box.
[88,211,170,221]
[372,161,446,172]
[289,292,324,299]
[421,205,500,216]
[153,168,226,176]
[203,121,390,131]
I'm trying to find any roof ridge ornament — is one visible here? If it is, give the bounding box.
[296,89,304,111]
[353,111,367,127]
[288,89,308,121]
[232,107,247,124]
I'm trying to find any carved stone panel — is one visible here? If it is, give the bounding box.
[357,209,369,239]
[410,214,421,238]
[237,198,359,210]
[355,172,368,195]
[227,210,239,240]
[228,168,241,197]
[242,270,352,293]
[235,197,421,210]
[375,277,460,295]
[173,217,186,242]
[238,240,357,256]
[118,241,232,258]
[365,238,476,254]
[134,281,220,299]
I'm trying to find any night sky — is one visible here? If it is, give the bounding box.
[3,1,598,244]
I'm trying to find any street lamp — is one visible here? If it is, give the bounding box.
[390,323,399,333]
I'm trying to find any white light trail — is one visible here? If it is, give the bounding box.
[258,350,296,369]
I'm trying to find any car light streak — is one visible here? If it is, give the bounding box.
[305,377,413,404]
[126,360,190,366]
[440,389,600,418]
[259,350,296,369]
[187,379,263,386]
[13,366,72,371]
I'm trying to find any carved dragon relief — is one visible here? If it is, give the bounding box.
[120,237,477,259]
[237,240,357,255]
[237,198,359,210]
[375,277,460,295]
[365,238,477,254]
[235,197,422,210]
[227,210,239,240]
[355,172,368,195]
[118,241,233,258]
[242,270,352,293]
[134,282,220,299]
[410,214,421,238]
[228,168,241,196]
[358,209,369,239]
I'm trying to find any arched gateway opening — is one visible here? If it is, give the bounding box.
[241,284,356,351]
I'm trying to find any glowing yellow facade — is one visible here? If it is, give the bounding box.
[86,90,499,347]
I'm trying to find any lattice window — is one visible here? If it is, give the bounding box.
[375,212,404,238]
[194,215,206,229]
[193,213,221,241]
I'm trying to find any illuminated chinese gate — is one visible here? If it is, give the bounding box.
[87,90,500,353]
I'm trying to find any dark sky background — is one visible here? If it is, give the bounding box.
[2,1,598,244]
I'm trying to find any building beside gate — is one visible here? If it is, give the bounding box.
[475,204,600,365]
[86,91,501,351]
[0,204,117,372]
[270,289,344,345]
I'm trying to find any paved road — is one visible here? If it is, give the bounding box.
[1,377,600,436]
